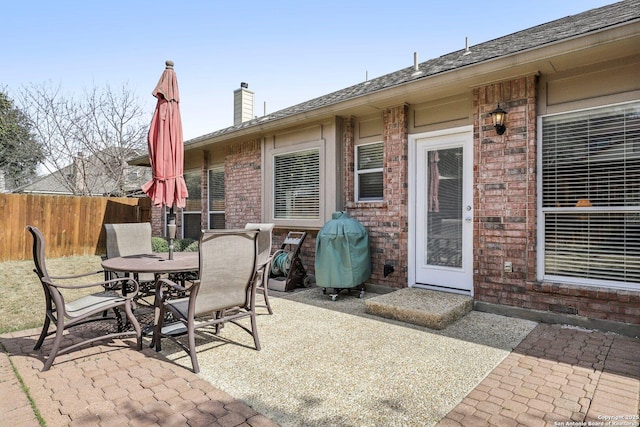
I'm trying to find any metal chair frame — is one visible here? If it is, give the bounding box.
[27,225,142,371]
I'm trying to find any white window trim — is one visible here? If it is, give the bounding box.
[536,100,640,291]
[355,141,383,202]
[264,139,327,229]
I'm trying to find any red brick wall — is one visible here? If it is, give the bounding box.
[473,76,640,324]
[225,139,262,229]
[345,105,409,289]
[526,282,640,323]
[473,77,538,301]
[179,80,640,324]
[213,139,319,281]
[220,109,410,288]
[150,205,163,237]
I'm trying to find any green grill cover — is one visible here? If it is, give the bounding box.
[315,211,371,288]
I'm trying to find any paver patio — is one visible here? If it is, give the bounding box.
[1,289,638,426]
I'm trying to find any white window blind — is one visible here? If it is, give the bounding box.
[541,102,640,285]
[181,171,201,240]
[356,142,383,201]
[208,167,225,229]
[274,149,320,219]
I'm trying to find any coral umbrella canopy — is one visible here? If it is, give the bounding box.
[141,60,188,209]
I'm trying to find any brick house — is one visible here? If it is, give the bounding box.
[134,1,640,328]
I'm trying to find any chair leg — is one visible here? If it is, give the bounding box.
[250,311,261,351]
[260,282,273,315]
[42,317,65,371]
[188,322,199,374]
[34,315,51,350]
[124,301,142,350]
[215,310,224,334]
[256,270,273,315]
[153,304,166,352]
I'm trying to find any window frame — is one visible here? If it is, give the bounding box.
[265,139,327,229]
[208,165,225,229]
[536,100,640,291]
[355,141,384,202]
[179,170,202,240]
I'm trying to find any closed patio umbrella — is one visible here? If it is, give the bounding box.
[141,60,188,259]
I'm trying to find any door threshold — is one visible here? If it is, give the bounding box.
[412,283,472,297]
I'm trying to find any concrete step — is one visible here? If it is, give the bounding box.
[364,288,473,330]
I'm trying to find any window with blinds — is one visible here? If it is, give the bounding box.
[541,101,640,286]
[208,167,225,229]
[164,171,200,240]
[356,142,383,201]
[274,148,320,219]
[181,171,202,240]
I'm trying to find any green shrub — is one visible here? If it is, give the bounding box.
[151,237,168,252]
[184,240,199,252]
[152,237,198,252]
[176,238,196,251]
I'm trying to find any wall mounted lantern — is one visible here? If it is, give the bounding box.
[490,104,508,135]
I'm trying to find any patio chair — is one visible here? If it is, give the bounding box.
[245,223,275,314]
[153,229,260,373]
[27,225,142,371]
[104,223,156,299]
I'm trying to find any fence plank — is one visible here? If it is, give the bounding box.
[0,193,150,261]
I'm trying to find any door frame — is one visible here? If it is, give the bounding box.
[408,125,474,296]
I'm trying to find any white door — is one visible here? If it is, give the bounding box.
[413,129,473,294]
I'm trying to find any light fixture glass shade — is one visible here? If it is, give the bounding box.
[490,104,507,135]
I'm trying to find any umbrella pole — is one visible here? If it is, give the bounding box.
[167,206,177,260]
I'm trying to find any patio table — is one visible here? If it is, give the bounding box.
[101,252,198,276]
[101,252,199,299]
[101,252,199,344]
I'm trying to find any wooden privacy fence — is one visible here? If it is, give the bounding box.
[0,193,151,262]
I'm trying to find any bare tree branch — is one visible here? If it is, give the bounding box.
[17,82,149,196]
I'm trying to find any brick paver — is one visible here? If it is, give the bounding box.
[0,328,278,427]
[0,348,39,427]
[439,324,640,426]
[1,321,638,427]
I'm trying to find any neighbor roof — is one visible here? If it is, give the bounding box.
[187,0,638,145]
[16,148,151,196]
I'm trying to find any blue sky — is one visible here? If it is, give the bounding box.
[4,0,617,141]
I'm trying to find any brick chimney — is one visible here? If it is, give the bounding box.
[233,82,254,126]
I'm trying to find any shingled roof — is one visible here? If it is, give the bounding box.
[188,0,639,144]
[16,148,151,196]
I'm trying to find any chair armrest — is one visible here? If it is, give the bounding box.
[256,255,273,271]
[43,277,140,298]
[47,270,104,280]
[156,277,189,292]
[156,277,198,303]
